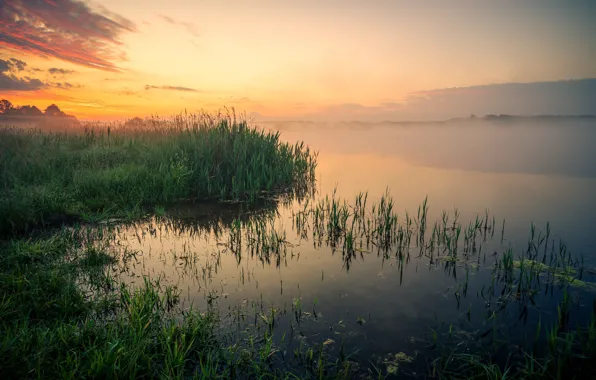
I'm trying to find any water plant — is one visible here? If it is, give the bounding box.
[0,111,317,236]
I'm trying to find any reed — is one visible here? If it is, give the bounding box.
[0,111,317,236]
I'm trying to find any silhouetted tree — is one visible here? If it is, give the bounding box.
[0,99,75,119]
[0,99,13,114]
[17,105,43,116]
[44,104,66,117]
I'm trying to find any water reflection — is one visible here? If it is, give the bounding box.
[104,120,596,377]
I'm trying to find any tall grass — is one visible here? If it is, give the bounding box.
[0,111,317,236]
[0,228,354,379]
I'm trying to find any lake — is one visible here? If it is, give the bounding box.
[107,118,596,377]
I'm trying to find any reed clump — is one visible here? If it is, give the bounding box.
[0,111,317,236]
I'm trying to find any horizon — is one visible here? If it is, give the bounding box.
[1,0,596,120]
[2,96,596,124]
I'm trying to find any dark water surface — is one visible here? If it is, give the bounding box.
[110,119,596,377]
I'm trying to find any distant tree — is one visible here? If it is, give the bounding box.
[0,99,75,119]
[44,104,66,117]
[0,99,13,114]
[17,105,43,117]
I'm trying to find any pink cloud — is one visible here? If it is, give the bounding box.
[0,0,136,71]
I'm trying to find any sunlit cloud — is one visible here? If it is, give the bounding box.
[158,14,200,37]
[0,0,136,71]
[48,68,76,75]
[159,15,176,24]
[144,85,201,93]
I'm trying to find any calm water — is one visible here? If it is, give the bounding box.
[109,119,596,377]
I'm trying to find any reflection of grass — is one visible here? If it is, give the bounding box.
[0,233,221,378]
[0,112,317,236]
[0,220,355,379]
[78,245,117,268]
[287,190,596,378]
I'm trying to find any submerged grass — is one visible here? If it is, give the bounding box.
[0,229,361,379]
[286,190,596,378]
[0,111,317,236]
[0,232,252,378]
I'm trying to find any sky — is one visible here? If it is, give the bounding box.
[1,0,595,120]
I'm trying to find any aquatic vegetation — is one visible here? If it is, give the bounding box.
[0,111,317,236]
[0,229,359,379]
[383,352,413,375]
[88,189,595,379]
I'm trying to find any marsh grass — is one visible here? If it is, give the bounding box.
[286,190,596,378]
[0,233,219,379]
[0,227,359,379]
[0,111,317,236]
[0,114,365,379]
[99,188,596,379]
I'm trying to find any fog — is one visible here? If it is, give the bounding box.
[268,117,596,179]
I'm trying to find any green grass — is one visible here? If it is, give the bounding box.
[0,233,220,379]
[0,231,357,379]
[0,112,317,236]
[0,115,357,379]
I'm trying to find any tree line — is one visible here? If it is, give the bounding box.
[0,99,75,119]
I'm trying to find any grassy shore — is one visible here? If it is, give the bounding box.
[0,112,316,236]
[0,114,330,379]
[0,229,352,379]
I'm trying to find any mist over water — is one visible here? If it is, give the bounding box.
[273,119,596,246]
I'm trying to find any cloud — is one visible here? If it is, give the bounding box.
[0,75,45,91]
[295,78,596,122]
[8,58,26,71]
[0,57,27,72]
[0,58,44,90]
[159,15,176,24]
[402,79,596,117]
[158,14,200,37]
[180,23,200,37]
[0,57,83,91]
[0,74,45,92]
[145,85,201,93]
[0,0,136,71]
[53,81,82,89]
[119,90,141,97]
[117,88,150,99]
[48,68,76,75]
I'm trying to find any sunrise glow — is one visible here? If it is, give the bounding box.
[1,0,596,120]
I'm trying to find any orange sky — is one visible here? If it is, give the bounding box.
[1,0,595,120]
